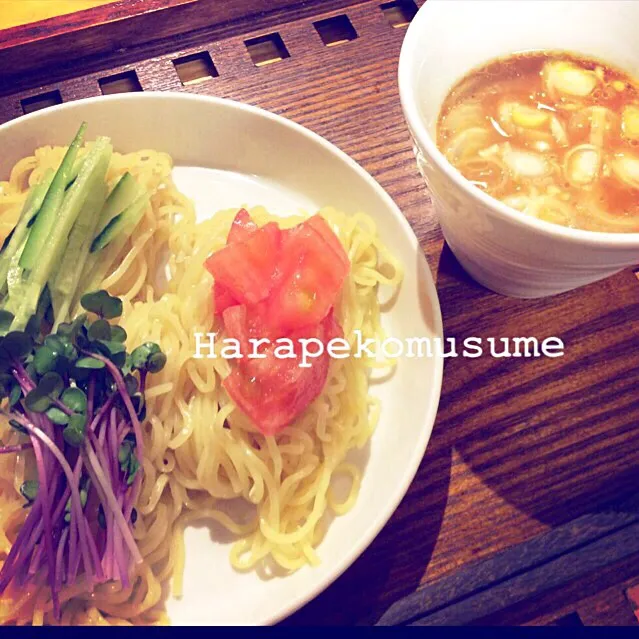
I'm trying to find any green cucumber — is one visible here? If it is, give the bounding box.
[0,168,54,295]
[19,123,87,270]
[8,136,112,331]
[6,235,28,300]
[65,155,87,192]
[72,235,127,317]
[95,172,141,237]
[90,192,148,253]
[50,151,111,326]
[72,193,149,316]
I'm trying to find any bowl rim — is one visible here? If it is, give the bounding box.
[0,91,445,626]
[398,0,639,249]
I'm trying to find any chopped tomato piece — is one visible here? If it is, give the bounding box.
[221,305,250,351]
[222,304,280,359]
[305,215,349,270]
[210,211,258,315]
[265,219,349,332]
[205,222,282,305]
[205,210,351,433]
[222,311,341,435]
[222,305,266,351]
[213,283,237,316]
[227,208,257,244]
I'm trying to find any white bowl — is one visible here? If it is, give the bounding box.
[399,0,639,298]
[0,93,443,625]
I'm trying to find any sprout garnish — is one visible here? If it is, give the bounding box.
[0,290,165,620]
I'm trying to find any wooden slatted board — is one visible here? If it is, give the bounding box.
[1,0,638,626]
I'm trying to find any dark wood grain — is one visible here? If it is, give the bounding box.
[0,0,638,626]
[376,495,639,625]
[482,555,639,626]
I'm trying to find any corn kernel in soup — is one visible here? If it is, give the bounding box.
[436,52,639,233]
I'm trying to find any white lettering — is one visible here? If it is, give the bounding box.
[436,337,459,359]
[299,338,324,368]
[488,337,511,358]
[541,337,565,358]
[327,338,351,359]
[194,333,217,359]
[249,338,270,359]
[220,338,242,360]
[462,337,483,358]
[353,330,378,359]
[381,337,404,359]
[273,338,296,359]
[511,337,540,358]
[405,337,433,358]
[193,333,566,363]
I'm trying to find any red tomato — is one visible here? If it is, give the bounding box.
[222,304,277,355]
[221,305,250,350]
[205,222,282,305]
[227,208,257,244]
[208,209,260,315]
[207,211,350,433]
[306,215,349,270]
[213,284,237,316]
[265,217,349,332]
[222,310,342,435]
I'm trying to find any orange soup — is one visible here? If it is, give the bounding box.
[437,52,639,233]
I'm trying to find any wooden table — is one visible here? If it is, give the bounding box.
[1,0,638,626]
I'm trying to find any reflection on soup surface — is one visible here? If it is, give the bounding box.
[437,52,639,233]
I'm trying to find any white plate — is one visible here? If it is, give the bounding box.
[0,94,444,626]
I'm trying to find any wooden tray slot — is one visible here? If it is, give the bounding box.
[244,33,291,67]
[381,0,419,28]
[98,70,143,95]
[313,15,359,47]
[20,89,63,115]
[173,51,219,86]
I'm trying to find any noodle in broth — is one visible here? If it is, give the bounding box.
[437,51,639,233]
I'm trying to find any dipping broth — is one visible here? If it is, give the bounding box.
[437,52,639,233]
